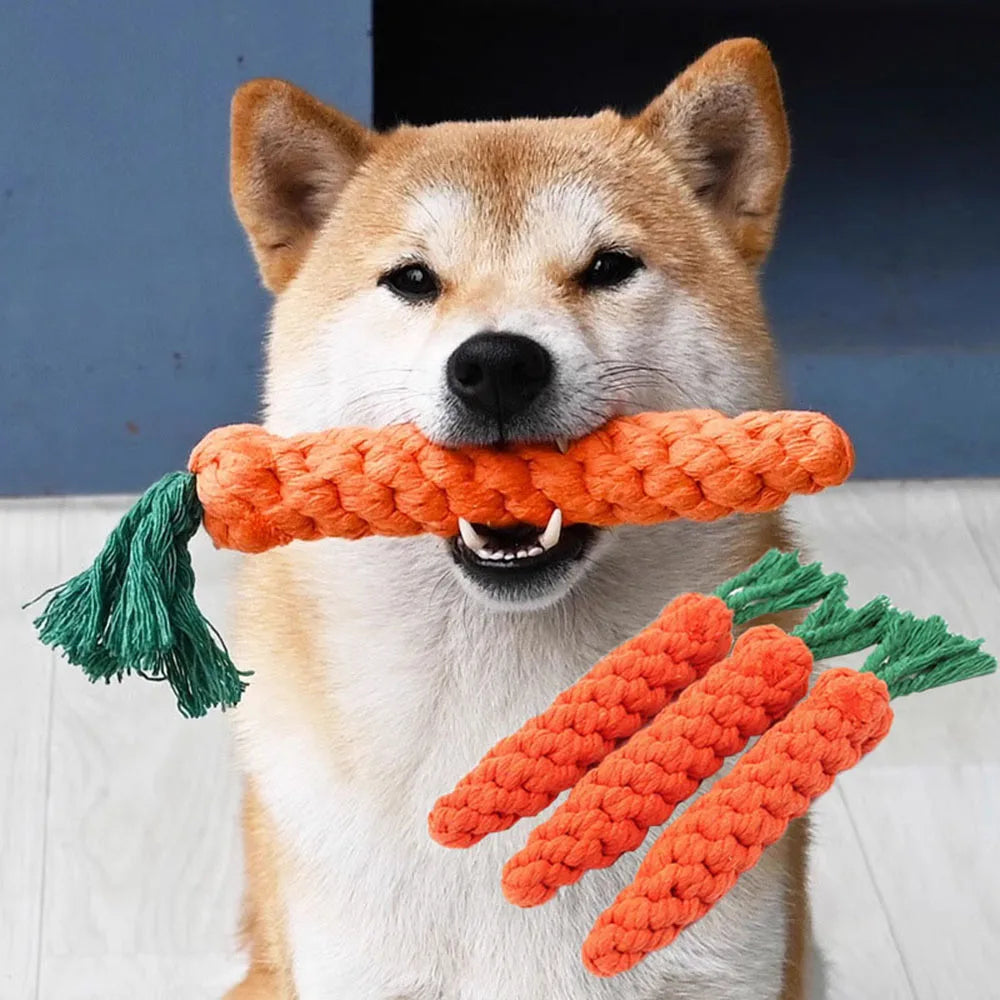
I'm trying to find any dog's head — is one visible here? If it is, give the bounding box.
[230,38,790,610]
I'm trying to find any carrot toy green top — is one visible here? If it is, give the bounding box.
[32,408,852,717]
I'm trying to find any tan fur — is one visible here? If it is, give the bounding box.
[225,779,295,1000]
[636,38,790,267]
[231,550,360,780]
[231,79,374,293]
[225,37,812,1000]
[779,819,812,1000]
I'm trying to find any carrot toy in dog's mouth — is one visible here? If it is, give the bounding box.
[30,408,854,716]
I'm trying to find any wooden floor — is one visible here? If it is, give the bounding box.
[2,482,999,1000]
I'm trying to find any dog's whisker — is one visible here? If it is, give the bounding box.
[342,386,431,407]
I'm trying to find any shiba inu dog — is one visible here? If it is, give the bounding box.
[224,37,811,1000]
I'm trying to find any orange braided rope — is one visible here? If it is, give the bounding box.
[501,625,813,907]
[189,409,853,553]
[428,593,734,848]
[581,668,893,976]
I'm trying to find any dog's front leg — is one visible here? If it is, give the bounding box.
[226,778,297,1000]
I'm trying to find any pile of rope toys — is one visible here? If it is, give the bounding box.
[31,408,995,976]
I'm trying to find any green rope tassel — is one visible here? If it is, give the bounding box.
[714,549,846,625]
[863,611,996,698]
[792,589,894,661]
[30,472,248,717]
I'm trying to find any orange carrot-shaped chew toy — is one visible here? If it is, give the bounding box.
[190,409,853,552]
[429,551,854,847]
[581,613,995,977]
[500,625,813,906]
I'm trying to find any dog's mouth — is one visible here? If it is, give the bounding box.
[447,508,598,606]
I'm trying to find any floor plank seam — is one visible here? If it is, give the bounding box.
[836,784,920,1000]
[958,511,1000,595]
[31,653,55,1000]
[32,501,64,1000]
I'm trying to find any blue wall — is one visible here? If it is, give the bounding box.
[1,1,371,495]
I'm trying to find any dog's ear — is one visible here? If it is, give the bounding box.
[636,38,790,267]
[230,79,375,293]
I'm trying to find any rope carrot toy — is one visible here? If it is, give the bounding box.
[32,408,852,717]
[29,406,995,977]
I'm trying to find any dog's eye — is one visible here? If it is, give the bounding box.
[579,250,644,290]
[379,263,441,303]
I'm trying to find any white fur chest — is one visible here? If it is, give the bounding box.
[232,529,792,1000]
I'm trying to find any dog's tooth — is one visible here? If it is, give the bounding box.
[527,546,543,556]
[503,552,516,561]
[515,549,529,559]
[539,507,563,550]
[483,548,503,561]
[458,517,488,553]
[555,437,570,454]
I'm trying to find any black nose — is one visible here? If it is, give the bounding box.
[446,332,553,420]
